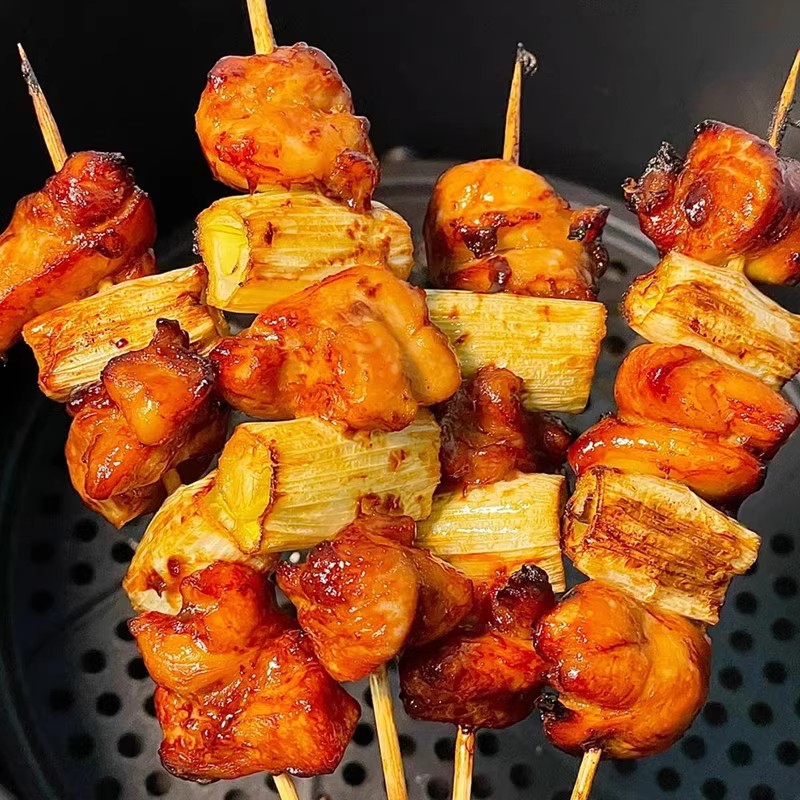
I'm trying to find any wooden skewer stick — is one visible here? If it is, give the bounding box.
[768,48,800,150]
[502,43,538,164]
[18,43,68,171]
[273,773,301,800]
[451,726,475,800]
[246,0,276,55]
[369,665,409,800]
[570,747,602,800]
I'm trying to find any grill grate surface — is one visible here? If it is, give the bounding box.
[0,160,797,800]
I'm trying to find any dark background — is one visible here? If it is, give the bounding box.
[2,0,800,239]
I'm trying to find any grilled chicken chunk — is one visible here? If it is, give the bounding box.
[568,415,764,506]
[277,514,473,682]
[535,581,711,759]
[399,564,554,729]
[0,150,156,352]
[437,365,571,488]
[624,120,800,285]
[130,562,360,780]
[196,43,378,210]
[66,321,227,527]
[424,159,608,299]
[615,344,798,457]
[211,266,461,431]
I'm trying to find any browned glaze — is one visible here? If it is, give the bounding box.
[130,562,360,780]
[424,158,608,299]
[534,581,710,759]
[66,321,227,526]
[196,43,378,210]
[436,365,571,488]
[624,120,800,284]
[0,151,156,351]
[568,415,764,506]
[277,514,473,682]
[616,344,798,457]
[211,265,461,432]
[399,565,553,729]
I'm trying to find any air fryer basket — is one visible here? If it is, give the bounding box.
[0,160,797,800]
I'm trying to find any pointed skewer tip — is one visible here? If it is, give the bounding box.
[516,42,538,76]
[768,47,800,150]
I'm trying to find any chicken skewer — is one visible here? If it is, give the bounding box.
[564,50,800,800]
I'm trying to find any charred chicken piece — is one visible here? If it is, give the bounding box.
[568,414,764,506]
[615,343,799,457]
[130,562,360,780]
[534,580,711,759]
[277,514,473,682]
[211,265,461,432]
[437,365,571,488]
[624,120,800,285]
[196,43,378,210]
[0,150,156,352]
[66,320,227,527]
[399,564,554,729]
[424,159,608,299]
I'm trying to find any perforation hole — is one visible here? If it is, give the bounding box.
[763,661,787,684]
[749,702,773,726]
[127,656,148,680]
[656,767,680,791]
[427,777,449,799]
[771,617,796,640]
[143,694,156,717]
[477,731,499,756]
[749,786,775,800]
[776,741,799,766]
[682,735,706,760]
[613,759,637,775]
[510,763,533,788]
[96,693,121,717]
[145,771,171,796]
[115,620,134,642]
[729,630,753,652]
[81,649,106,674]
[117,733,142,758]
[703,702,728,726]
[770,532,794,555]
[353,723,374,746]
[224,791,247,800]
[434,737,455,761]
[473,774,492,798]
[74,518,98,542]
[728,741,753,766]
[735,592,758,614]
[70,562,94,585]
[603,335,627,355]
[719,666,743,691]
[111,541,134,564]
[265,775,278,794]
[94,777,121,800]
[702,779,727,800]
[773,576,797,598]
[398,734,416,756]
[342,762,366,786]
[362,687,373,708]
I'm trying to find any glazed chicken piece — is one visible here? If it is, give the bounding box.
[624,120,800,285]
[277,514,473,682]
[66,320,228,527]
[399,564,554,729]
[437,365,571,488]
[210,265,461,432]
[130,562,360,780]
[534,581,711,759]
[615,343,799,457]
[196,43,378,210]
[568,415,764,506]
[0,150,156,352]
[424,159,608,299]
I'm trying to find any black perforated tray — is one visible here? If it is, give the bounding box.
[0,159,797,800]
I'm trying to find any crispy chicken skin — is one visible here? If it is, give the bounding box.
[624,121,800,284]
[399,565,554,729]
[568,415,764,506]
[0,151,156,352]
[130,562,360,780]
[424,159,608,299]
[534,581,711,759]
[436,365,571,488]
[277,515,473,682]
[616,344,798,457]
[66,321,227,527]
[196,44,378,210]
[211,265,461,431]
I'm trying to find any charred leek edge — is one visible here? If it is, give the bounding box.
[23,265,228,402]
[425,290,607,413]
[623,251,800,389]
[563,467,760,625]
[202,411,442,555]
[416,473,567,591]
[124,475,277,615]
[197,189,414,312]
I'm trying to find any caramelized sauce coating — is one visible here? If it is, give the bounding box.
[534,581,710,759]
[130,562,360,780]
[616,344,798,457]
[277,515,473,682]
[0,151,156,351]
[66,321,227,526]
[424,159,608,299]
[211,266,461,431]
[437,365,571,488]
[568,415,764,506]
[399,565,554,729]
[196,44,378,210]
[624,121,800,284]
